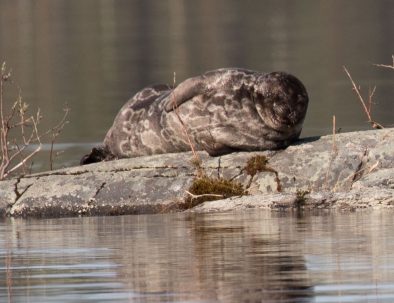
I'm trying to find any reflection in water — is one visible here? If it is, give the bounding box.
[2,211,394,302]
[188,216,312,302]
[115,214,312,302]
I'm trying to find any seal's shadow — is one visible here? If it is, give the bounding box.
[292,136,321,146]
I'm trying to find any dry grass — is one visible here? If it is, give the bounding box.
[184,175,246,208]
[181,154,283,210]
[294,189,310,208]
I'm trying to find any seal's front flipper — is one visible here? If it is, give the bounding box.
[192,127,240,157]
[164,77,206,112]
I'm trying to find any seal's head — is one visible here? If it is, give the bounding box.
[254,72,309,134]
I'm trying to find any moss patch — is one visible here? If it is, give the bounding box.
[244,155,269,176]
[243,155,282,191]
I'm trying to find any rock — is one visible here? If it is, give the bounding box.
[352,168,394,190]
[0,128,393,218]
[0,179,16,217]
[189,189,394,213]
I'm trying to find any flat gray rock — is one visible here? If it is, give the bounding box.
[0,128,393,218]
[189,189,394,213]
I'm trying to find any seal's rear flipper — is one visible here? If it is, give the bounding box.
[164,76,206,112]
[80,146,114,165]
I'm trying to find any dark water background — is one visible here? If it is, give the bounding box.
[2,210,394,303]
[0,0,393,171]
[1,3,394,302]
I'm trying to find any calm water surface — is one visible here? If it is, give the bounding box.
[0,1,394,172]
[1,210,394,302]
[1,3,394,302]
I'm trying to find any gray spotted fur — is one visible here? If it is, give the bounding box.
[81,68,309,164]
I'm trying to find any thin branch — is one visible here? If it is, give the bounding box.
[332,115,338,153]
[185,190,224,200]
[0,63,69,179]
[3,116,42,178]
[339,160,380,188]
[343,66,384,129]
[367,86,377,114]
[170,74,203,174]
[373,55,394,70]
[49,105,70,170]
[343,66,372,120]
[324,115,339,190]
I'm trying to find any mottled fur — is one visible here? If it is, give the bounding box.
[81,68,308,164]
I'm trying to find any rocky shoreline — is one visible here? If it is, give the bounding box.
[0,128,393,218]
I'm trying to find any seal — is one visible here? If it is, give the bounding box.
[80,68,309,164]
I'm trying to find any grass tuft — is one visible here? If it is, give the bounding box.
[243,155,281,191]
[185,175,247,208]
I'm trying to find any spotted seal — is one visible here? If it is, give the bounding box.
[80,68,308,164]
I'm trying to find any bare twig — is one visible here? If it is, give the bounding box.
[343,66,384,129]
[49,105,70,170]
[373,55,394,70]
[172,101,199,160]
[170,73,203,175]
[0,62,69,180]
[338,160,380,189]
[323,115,339,190]
[185,190,224,200]
[4,116,42,178]
[332,115,337,153]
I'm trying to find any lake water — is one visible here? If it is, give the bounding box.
[1,3,394,302]
[1,210,394,302]
[0,0,394,172]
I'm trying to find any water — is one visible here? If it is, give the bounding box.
[0,1,394,172]
[1,3,394,301]
[1,210,394,302]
